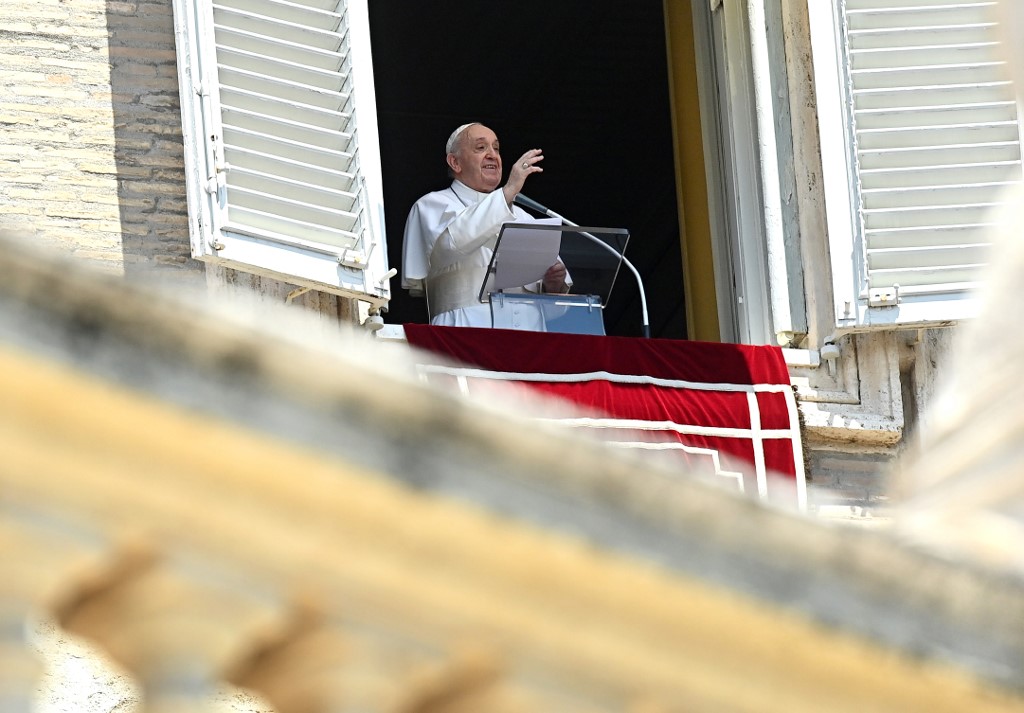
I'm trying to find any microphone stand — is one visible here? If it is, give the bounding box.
[514,194,650,338]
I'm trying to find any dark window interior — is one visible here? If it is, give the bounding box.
[368,0,687,339]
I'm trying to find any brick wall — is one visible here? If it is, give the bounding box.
[0,0,199,282]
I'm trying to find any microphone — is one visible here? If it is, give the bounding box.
[512,193,552,216]
[513,194,651,338]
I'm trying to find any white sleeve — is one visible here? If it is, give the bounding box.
[400,196,436,295]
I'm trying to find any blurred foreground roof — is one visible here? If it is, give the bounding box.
[2,234,1024,711]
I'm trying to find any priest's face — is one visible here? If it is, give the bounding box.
[448,124,503,192]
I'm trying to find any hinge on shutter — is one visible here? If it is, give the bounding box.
[338,247,367,269]
[868,285,900,308]
[205,138,231,195]
[338,228,376,270]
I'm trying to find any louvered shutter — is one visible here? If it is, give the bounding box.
[172,0,391,309]
[810,0,1022,330]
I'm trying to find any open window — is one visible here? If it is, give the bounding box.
[171,0,391,310]
[690,0,808,347]
[810,0,1023,331]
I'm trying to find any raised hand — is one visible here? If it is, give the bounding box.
[503,148,544,206]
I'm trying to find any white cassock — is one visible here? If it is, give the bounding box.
[402,179,567,328]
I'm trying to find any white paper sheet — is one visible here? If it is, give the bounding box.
[490,218,562,290]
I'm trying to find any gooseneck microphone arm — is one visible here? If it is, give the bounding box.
[514,194,650,338]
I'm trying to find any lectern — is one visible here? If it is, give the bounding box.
[477,222,630,335]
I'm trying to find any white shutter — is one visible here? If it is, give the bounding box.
[811,0,1022,331]
[172,0,391,309]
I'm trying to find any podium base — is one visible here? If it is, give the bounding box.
[488,292,605,335]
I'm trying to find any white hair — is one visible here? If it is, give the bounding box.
[445,122,479,155]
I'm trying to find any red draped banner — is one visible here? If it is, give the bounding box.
[404,325,806,509]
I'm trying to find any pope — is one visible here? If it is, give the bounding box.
[401,122,570,328]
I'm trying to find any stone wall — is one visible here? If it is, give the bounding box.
[0,0,198,281]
